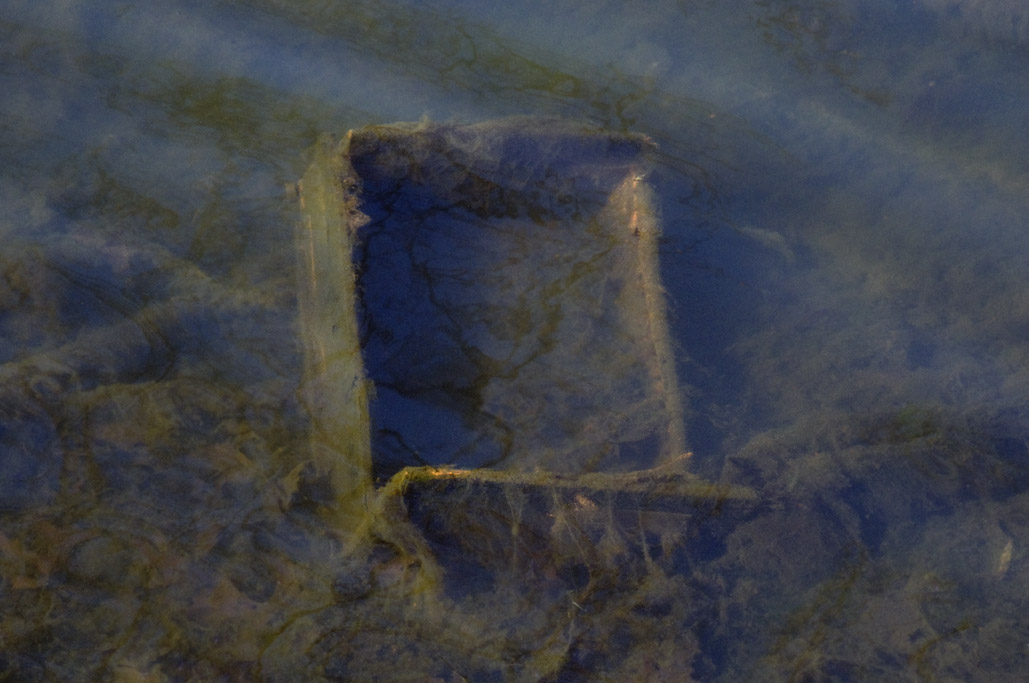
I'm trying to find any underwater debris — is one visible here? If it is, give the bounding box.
[296,118,702,539]
[295,118,759,678]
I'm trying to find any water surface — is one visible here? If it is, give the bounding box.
[2,0,1029,679]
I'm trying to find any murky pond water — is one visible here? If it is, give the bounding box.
[3,0,1029,680]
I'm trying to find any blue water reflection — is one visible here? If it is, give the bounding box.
[2,0,1029,679]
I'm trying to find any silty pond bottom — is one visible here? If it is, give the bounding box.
[3,0,1029,680]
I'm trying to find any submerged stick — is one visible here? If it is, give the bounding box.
[381,459,756,503]
[296,134,373,537]
[610,171,689,461]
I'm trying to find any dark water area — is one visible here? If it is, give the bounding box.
[3,0,1029,679]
